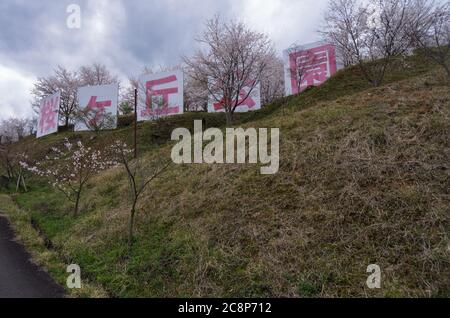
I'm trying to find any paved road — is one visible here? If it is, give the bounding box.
[0,215,65,298]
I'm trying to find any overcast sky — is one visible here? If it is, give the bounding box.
[0,0,329,120]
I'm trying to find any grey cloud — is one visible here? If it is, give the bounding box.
[0,0,326,120]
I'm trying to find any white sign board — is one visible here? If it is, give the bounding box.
[283,41,343,96]
[75,83,119,131]
[37,92,60,138]
[137,70,184,121]
[208,83,261,113]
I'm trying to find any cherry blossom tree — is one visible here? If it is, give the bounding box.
[0,117,32,143]
[260,54,285,106]
[31,66,80,128]
[184,16,275,124]
[184,70,209,112]
[21,139,118,217]
[32,64,118,128]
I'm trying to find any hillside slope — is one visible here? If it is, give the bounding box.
[2,56,449,297]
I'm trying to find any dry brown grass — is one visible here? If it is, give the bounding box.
[82,69,448,297]
[3,68,449,297]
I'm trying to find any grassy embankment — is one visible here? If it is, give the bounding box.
[1,52,449,297]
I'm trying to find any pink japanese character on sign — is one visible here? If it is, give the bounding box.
[85,96,112,125]
[75,83,119,132]
[212,87,257,111]
[208,79,261,114]
[284,42,340,96]
[137,70,184,121]
[37,92,60,138]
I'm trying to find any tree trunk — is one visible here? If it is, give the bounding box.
[225,111,233,126]
[128,201,137,247]
[74,191,81,217]
[16,173,21,192]
[445,65,450,78]
[21,175,27,192]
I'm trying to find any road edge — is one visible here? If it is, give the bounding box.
[0,193,108,298]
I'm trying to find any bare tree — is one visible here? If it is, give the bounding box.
[0,120,16,183]
[25,116,37,136]
[13,119,27,140]
[323,0,416,86]
[408,1,450,77]
[119,78,139,116]
[31,66,80,127]
[322,0,367,69]
[79,63,119,86]
[111,141,171,247]
[0,142,15,180]
[1,119,18,143]
[0,139,25,186]
[0,118,31,142]
[0,119,34,190]
[184,16,274,124]
[260,54,285,105]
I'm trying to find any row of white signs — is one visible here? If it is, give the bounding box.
[38,41,340,138]
[37,70,262,138]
